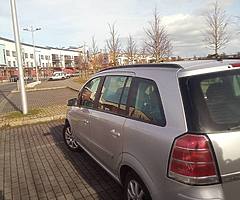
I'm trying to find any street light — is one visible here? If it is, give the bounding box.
[23,26,41,81]
[10,0,28,114]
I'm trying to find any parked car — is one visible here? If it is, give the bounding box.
[10,74,19,82]
[48,71,67,81]
[63,60,240,200]
[66,73,72,78]
[71,71,80,77]
[24,76,34,83]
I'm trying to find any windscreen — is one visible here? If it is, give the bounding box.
[180,69,240,132]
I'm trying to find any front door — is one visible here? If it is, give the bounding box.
[71,77,101,150]
[89,76,132,172]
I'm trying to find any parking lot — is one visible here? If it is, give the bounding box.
[0,121,122,200]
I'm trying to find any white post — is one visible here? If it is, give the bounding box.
[23,26,41,82]
[10,0,28,114]
[31,26,39,81]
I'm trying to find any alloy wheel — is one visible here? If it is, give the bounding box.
[127,180,145,200]
[64,126,79,149]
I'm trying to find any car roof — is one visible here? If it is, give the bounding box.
[96,59,240,77]
[172,59,240,70]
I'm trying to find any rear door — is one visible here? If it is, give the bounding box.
[89,76,132,172]
[180,68,240,199]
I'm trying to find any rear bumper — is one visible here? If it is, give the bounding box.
[151,179,225,200]
[152,178,240,200]
[176,193,223,200]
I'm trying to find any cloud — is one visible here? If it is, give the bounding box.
[0,0,239,57]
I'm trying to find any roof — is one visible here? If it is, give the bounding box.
[96,59,240,77]
[171,59,240,70]
[98,63,182,73]
[0,36,80,53]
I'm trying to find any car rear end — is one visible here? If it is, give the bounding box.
[166,62,240,200]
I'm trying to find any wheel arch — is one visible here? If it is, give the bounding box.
[119,153,156,198]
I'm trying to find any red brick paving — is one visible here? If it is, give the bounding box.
[0,121,122,200]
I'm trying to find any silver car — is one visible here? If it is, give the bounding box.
[63,60,240,200]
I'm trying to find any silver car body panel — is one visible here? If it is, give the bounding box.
[88,109,126,173]
[66,60,240,200]
[208,131,240,179]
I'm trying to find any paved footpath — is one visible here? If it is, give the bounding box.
[35,78,82,91]
[0,121,122,200]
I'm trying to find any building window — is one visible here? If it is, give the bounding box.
[13,61,16,67]
[41,55,44,59]
[6,50,10,56]
[30,54,34,59]
[12,51,16,57]
[8,61,11,67]
[26,62,29,67]
[25,53,28,58]
[42,63,45,67]
[45,55,48,60]
[31,62,33,67]
[46,63,48,67]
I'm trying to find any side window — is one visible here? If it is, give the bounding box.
[233,75,240,97]
[128,78,166,126]
[79,77,101,108]
[98,76,129,115]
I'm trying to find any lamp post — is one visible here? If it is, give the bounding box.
[23,26,41,81]
[10,0,28,114]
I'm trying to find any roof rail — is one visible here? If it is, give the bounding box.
[98,63,183,73]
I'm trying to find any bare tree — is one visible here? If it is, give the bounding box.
[145,8,172,63]
[90,36,99,70]
[90,36,98,56]
[125,35,137,64]
[106,23,121,66]
[138,41,148,64]
[203,1,230,56]
[236,16,240,33]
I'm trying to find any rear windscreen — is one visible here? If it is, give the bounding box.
[180,69,240,132]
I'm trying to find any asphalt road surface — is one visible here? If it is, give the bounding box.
[0,82,17,104]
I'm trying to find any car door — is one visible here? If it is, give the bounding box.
[70,77,101,150]
[89,76,132,172]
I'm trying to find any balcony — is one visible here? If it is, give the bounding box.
[52,54,60,61]
[64,55,73,61]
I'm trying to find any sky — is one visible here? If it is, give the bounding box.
[0,0,240,57]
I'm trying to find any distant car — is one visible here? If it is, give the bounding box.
[66,73,71,78]
[72,72,80,77]
[24,76,34,83]
[10,75,19,82]
[48,71,67,81]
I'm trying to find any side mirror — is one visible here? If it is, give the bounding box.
[67,98,77,107]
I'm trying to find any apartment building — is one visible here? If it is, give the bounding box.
[0,37,82,80]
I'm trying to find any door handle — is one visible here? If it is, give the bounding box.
[83,119,89,124]
[110,129,121,137]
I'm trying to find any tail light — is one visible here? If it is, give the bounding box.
[168,133,219,185]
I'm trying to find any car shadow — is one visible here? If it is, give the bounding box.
[48,122,123,200]
[0,91,21,113]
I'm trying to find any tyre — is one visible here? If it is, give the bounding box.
[63,123,80,151]
[123,171,152,200]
